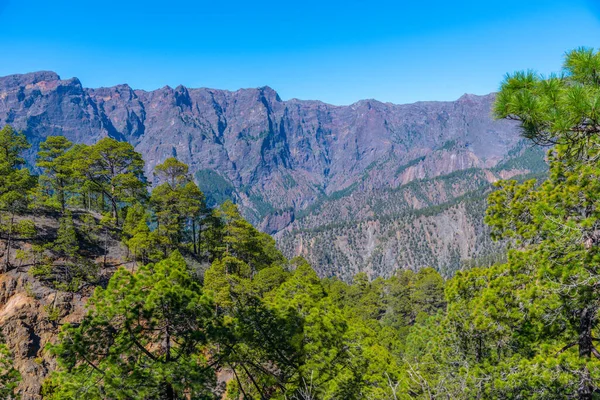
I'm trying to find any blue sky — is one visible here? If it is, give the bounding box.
[0,0,599,105]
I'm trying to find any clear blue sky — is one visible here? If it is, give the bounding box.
[0,0,599,105]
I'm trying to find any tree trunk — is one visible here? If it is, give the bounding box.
[197,224,203,262]
[59,179,66,213]
[103,226,109,267]
[165,383,175,400]
[163,323,175,400]
[191,220,197,255]
[578,305,595,400]
[4,212,15,271]
[110,197,119,226]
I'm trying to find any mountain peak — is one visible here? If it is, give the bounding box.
[258,85,282,102]
[457,93,496,102]
[0,71,61,89]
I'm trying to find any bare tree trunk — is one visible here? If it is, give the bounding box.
[163,322,175,400]
[578,305,596,400]
[191,220,197,255]
[59,180,66,213]
[103,225,109,267]
[198,225,203,262]
[110,197,119,226]
[4,212,15,272]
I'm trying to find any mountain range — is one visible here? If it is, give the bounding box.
[0,71,546,279]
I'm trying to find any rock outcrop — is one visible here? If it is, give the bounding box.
[0,214,127,399]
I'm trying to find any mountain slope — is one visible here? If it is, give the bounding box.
[0,71,545,278]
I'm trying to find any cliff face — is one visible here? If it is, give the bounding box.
[0,71,543,278]
[276,145,547,279]
[1,268,85,399]
[0,214,127,400]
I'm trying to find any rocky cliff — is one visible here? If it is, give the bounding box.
[0,214,127,399]
[0,71,544,278]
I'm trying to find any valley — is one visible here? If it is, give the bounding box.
[0,72,546,279]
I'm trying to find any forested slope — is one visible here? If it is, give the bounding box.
[0,127,448,399]
[2,47,600,400]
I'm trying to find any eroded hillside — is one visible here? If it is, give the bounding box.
[0,72,544,278]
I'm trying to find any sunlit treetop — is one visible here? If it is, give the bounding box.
[495,47,600,160]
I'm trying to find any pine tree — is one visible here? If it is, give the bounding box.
[411,267,445,317]
[154,157,190,188]
[0,126,36,272]
[179,181,207,255]
[149,158,209,255]
[70,138,147,225]
[45,251,219,399]
[482,47,600,398]
[122,203,157,264]
[269,261,354,398]
[150,182,184,252]
[53,211,78,259]
[36,136,73,212]
[214,201,284,271]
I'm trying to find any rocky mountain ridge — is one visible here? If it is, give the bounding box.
[0,71,545,278]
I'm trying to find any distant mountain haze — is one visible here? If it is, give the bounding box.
[0,71,546,279]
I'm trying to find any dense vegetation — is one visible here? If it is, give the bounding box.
[3,47,600,399]
[0,127,447,399]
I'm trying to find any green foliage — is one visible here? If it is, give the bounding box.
[411,267,446,316]
[0,125,29,168]
[68,137,147,225]
[211,200,285,270]
[53,211,78,258]
[195,169,236,207]
[494,47,600,157]
[149,158,209,257]
[394,46,600,399]
[37,136,74,211]
[0,336,20,400]
[122,203,159,264]
[478,144,600,396]
[29,137,453,399]
[0,126,37,271]
[44,304,61,322]
[252,264,290,296]
[32,211,100,292]
[0,127,34,200]
[204,256,251,308]
[154,157,190,188]
[151,182,186,250]
[78,213,100,243]
[45,252,219,399]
